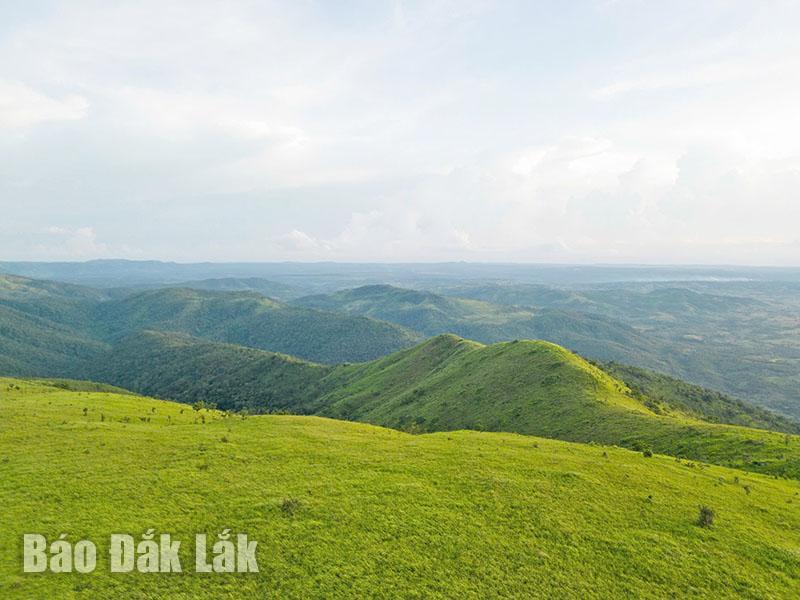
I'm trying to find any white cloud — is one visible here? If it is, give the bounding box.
[34,226,111,260]
[0,80,88,129]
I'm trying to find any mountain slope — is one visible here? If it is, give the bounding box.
[156,277,304,300]
[2,379,798,598]
[0,304,107,376]
[441,282,800,418]
[314,336,800,478]
[601,361,800,434]
[0,275,423,371]
[293,284,663,364]
[94,330,331,412]
[0,275,109,376]
[91,332,800,479]
[92,288,422,364]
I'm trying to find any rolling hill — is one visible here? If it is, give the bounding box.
[91,332,800,479]
[601,361,800,434]
[93,288,421,363]
[152,277,304,301]
[292,284,663,364]
[439,282,800,418]
[0,275,109,376]
[0,275,423,371]
[95,330,329,412]
[2,379,798,598]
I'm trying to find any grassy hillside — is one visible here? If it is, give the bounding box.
[601,361,800,434]
[92,288,421,364]
[293,285,661,365]
[315,336,800,479]
[442,282,800,418]
[1,379,799,598]
[90,332,800,479]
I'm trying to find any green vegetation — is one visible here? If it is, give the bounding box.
[315,336,800,479]
[0,304,107,376]
[0,275,421,370]
[4,272,800,422]
[0,275,109,376]
[90,332,800,479]
[2,379,799,598]
[443,281,800,418]
[93,288,421,364]
[162,277,303,301]
[293,284,659,364]
[95,331,329,412]
[601,361,800,434]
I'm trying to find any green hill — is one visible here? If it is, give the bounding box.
[1,379,798,598]
[90,332,800,479]
[95,331,330,412]
[0,304,106,376]
[441,282,800,419]
[601,361,800,434]
[0,275,109,376]
[0,275,423,372]
[160,277,304,300]
[293,284,663,365]
[93,288,421,364]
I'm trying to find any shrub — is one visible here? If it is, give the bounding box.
[280,497,301,516]
[697,505,715,528]
[642,448,653,458]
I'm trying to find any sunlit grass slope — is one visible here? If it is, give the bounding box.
[318,335,800,479]
[94,333,800,479]
[1,379,799,599]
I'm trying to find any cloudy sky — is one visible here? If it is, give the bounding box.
[1,0,799,264]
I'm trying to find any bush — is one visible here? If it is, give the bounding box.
[697,505,715,528]
[280,497,301,516]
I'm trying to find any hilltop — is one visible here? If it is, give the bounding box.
[151,277,304,301]
[92,332,800,479]
[440,281,800,418]
[1,379,798,598]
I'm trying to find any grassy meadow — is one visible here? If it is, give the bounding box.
[1,379,799,598]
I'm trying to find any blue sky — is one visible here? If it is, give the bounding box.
[1,0,799,264]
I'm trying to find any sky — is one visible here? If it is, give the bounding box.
[1,0,800,265]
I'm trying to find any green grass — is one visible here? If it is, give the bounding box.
[315,336,800,479]
[601,361,800,434]
[1,378,799,598]
[91,332,800,480]
[443,281,800,418]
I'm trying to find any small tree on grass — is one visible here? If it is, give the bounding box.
[697,505,715,528]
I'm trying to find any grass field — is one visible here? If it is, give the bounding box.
[2,379,799,598]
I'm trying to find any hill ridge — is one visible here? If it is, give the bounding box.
[90,331,800,480]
